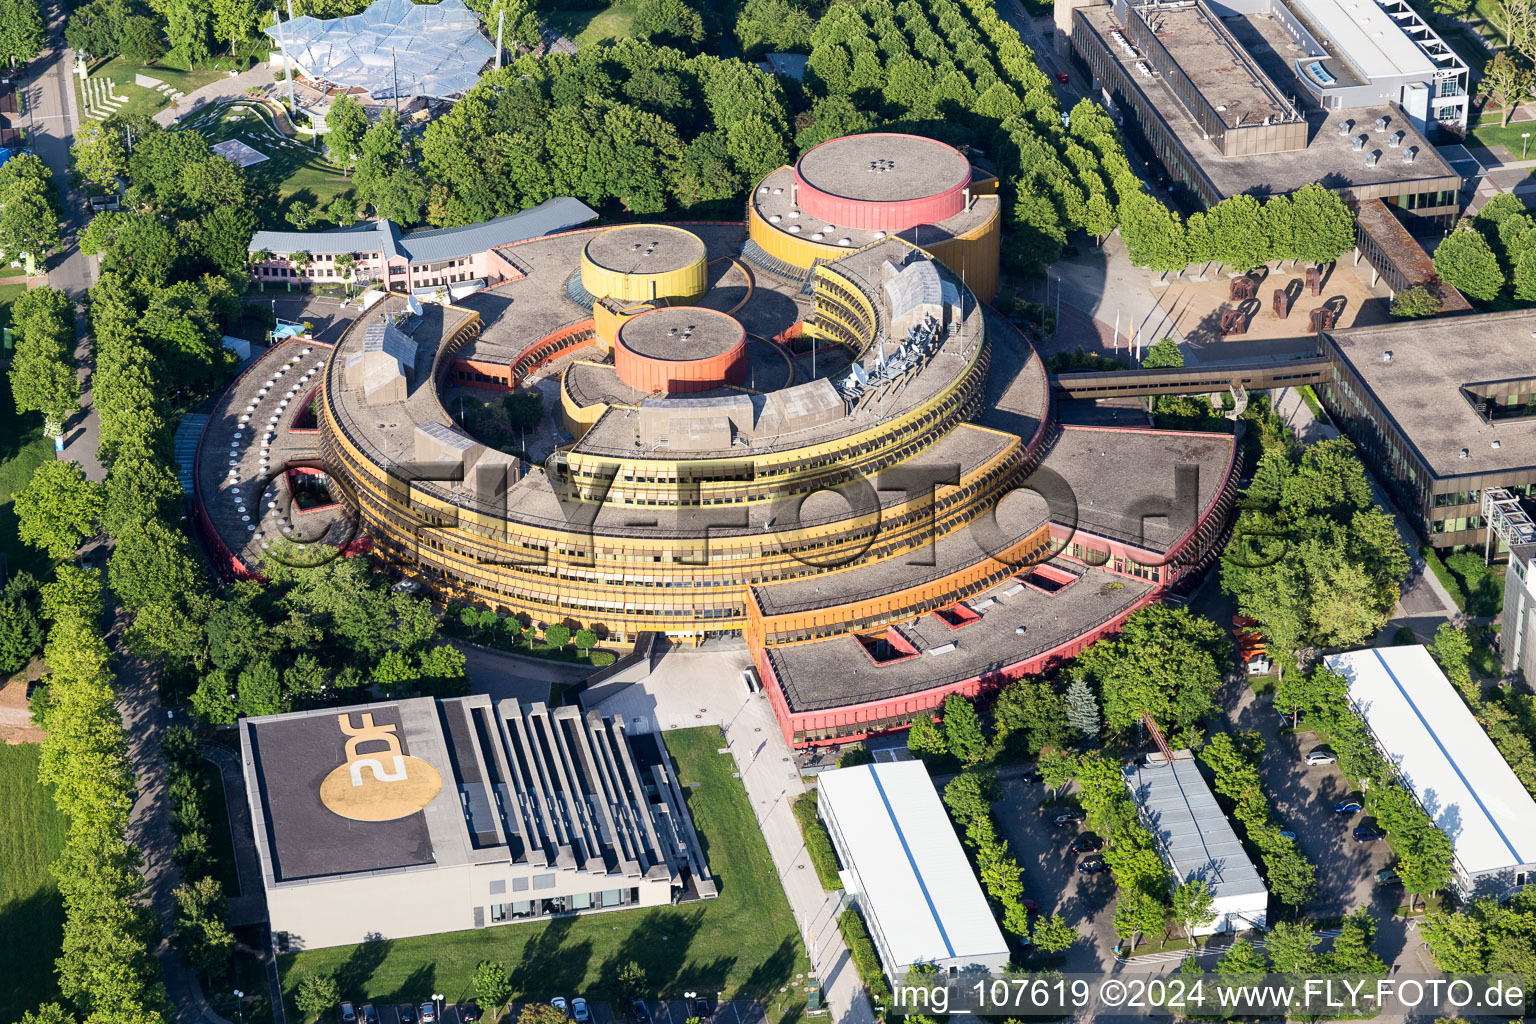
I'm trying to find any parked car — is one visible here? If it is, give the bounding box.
[693,999,710,1020]
[1051,808,1086,827]
[1233,614,1259,628]
[1304,747,1337,766]
[572,998,590,1023]
[1055,71,1070,83]
[1077,855,1107,874]
[631,1000,651,1024]
[1333,798,1364,815]
[1375,867,1401,885]
[362,1006,379,1024]
[461,1004,481,1023]
[340,1003,357,1024]
[420,1003,437,1024]
[1353,824,1386,842]
[1021,897,1038,914]
[1070,831,1104,854]
[1277,827,1296,841]
[550,999,569,1019]
[399,1006,416,1024]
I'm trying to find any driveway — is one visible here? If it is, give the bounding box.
[1226,682,1400,919]
[992,772,1119,971]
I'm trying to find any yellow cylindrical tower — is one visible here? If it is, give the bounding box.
[580,225,708,306]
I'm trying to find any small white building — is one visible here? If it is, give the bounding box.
[1126,751,1268,934]
[817,760,1010,977]
[1326,645,1536,897]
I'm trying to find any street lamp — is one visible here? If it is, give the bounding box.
[433,993,444,1022]
[232,990,245,1024]
[1523,132,1531,159]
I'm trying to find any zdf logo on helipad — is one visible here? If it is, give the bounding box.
[319,713,443,822]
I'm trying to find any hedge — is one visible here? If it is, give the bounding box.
[1420,546,1467,611]
[838,907,892,1009]
[792,791,842,891]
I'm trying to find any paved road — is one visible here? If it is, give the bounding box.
[448,636,588,704]
[587,649,875,1024]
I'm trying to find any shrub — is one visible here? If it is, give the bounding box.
[1390,284,1441,318]
[1420,546,1467,612]
[589,651,616,667]
[838,908,892,1008]
[792,791,842,890]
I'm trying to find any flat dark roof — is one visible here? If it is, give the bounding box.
[1324,310,1536,478]
[1136,2,1296,130]
[248,703,435,882]
[583,225,706,277]
[618,307,743,362]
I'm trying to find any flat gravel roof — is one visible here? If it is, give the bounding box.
[797,134,970,203]
[618,307,744,362]
[584,225,706,276]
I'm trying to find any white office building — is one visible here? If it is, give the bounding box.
[1126,751,1269,934]
[1327,645,1536,897]
[817,760,1011,976]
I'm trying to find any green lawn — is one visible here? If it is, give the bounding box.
[541,3,639,46]
[0,744,68,1024]
[197,757,242,896]
[79,56,229,122]
[179,101,353,216]
[279,727,809,1016]
[0,367,56,580]
[1469,117,1536,158]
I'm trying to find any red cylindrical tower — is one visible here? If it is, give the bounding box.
[793,133,972,233]
[614,307,748,395]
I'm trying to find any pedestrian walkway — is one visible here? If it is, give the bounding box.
[1116,928,1343,965]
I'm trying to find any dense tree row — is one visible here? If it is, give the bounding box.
[161,728,236,978]
[0,0,46,65]
[1198,732,1318,908]
[1120,184,1357,275]
[1427,623,1536,800]
[942,771,1039,942]
[1222,435,1409,660]
[8,284,79,443]
[1420,888,1536,982]
[28,567,168,1024]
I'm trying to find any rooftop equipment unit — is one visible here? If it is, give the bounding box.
[1403,147,1418,164]
[1337,119,1353,135]
[1374,115,1390,130]
[1389,130,1405,146]
[1365,151,1381,167]
[1353,134,1368,150]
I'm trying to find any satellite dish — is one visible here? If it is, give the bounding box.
[852,363,869,386]
[407,295,424,317]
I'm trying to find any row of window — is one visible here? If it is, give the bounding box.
[487,887,638,922]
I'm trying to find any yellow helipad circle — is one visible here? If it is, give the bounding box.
[319,756,443,821]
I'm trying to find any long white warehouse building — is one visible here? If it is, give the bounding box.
[817,760,1010,976]
[1326,645,1536,897]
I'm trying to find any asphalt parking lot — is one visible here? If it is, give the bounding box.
[992,769,1118,970]
[1228,684,1399,918]
[248,293,363,346]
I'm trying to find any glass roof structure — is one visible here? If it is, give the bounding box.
[268,0,497,100]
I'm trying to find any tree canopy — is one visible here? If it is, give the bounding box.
[1074,605,1231,731]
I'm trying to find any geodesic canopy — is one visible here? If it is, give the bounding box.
[268,0,497,100]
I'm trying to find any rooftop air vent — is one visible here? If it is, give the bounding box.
[1374,115,1389,130]
[1403,147,1418,164]
[1493,440,1503,449]
[1353,134,1368,150]
[1365,151,1380,167]
[1338,119,1354,136]
[1460,448,1470,458]
[1382,350,1392,362]
[1389,130,1404,147]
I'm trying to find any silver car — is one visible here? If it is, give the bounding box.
[1304,746,1337,766]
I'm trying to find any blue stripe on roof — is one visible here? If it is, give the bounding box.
[865,763,956,959]
[1369,648,1526,865]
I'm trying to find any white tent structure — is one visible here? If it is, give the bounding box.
[267,0,496,101]
[1326,645,1536,897]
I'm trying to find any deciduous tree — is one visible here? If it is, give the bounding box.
[15,461,103,558]
[1433,225,1503,302]
[1170,878,1216,941]
[472,960,513,1024]
[1075,605,1230,731]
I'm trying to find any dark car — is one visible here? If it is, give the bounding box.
[693,1000,710,1020]
[399,1007,416,1024]
[1375,867,1401,885]
[631,1001,650,1024]
[1021,897,1038,914]
[1078,855,1107,874]
[1353,824,1386,842]
[1051,808,1086,827]
[1333,798,1364,815]
[340,1004,357,1024]
[461,1004,481,1024]
[1070,831,1104,854]
[362,1006,379,1024]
